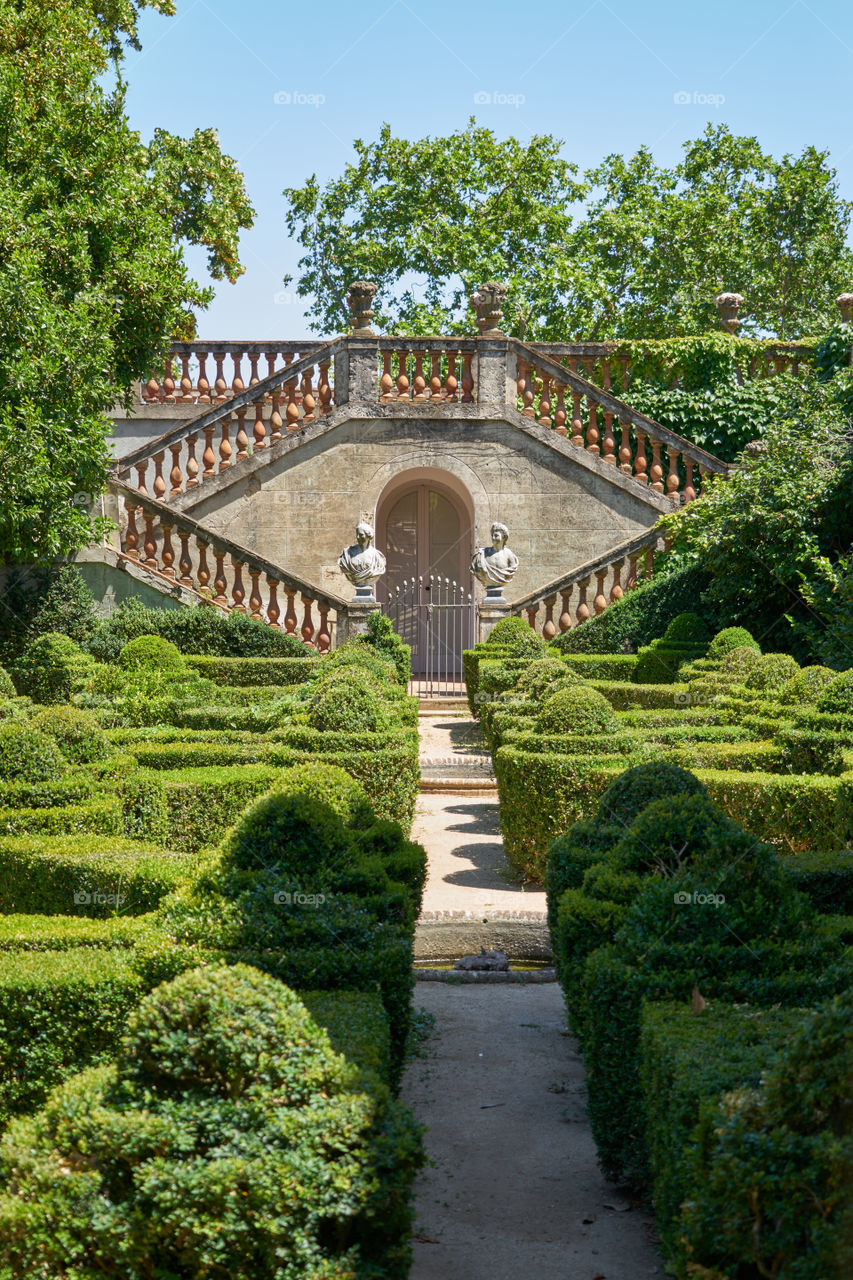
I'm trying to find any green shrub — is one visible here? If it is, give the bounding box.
[552,564,716,654]
[698,767,853,854]
[609,793,743,876]
[221,790,354,878]
[595,762,707,834]
[0,912,156,952]
[353,611,412,686]
[706,626,761,660]
[31,704,110,763]
[632,643,690,685]
[817,668,853,715]
[0,722,66,782]
[300,988,392,1084]
[11,632,92,703]
[593,679,693,710]
[0,795,121,838]
[267,742,420,830]
[779,664,837,705]
[537,684,617,735]
[0,774,95,810]
[0,965,423,1279]
[779,848,853,915]
[514,657,583,701]
[742,651,801,691]
[0,667,14,699]
[308,675,392,733]
[184,654,317,685]
[558,653,638,681]
[662,611,712,644]
[87,597,313,661]
[488,615,548,655]
[118,633,186,672]
[0,833,194,916]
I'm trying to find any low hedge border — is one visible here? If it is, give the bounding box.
[697,768,853,854]
[300,988,392,1086]
[590,680,692,711]
[185,655,317,686]
[558,653,638,681]
[0,913,160,951]
[778,849,853,914]
[0,796,122,838]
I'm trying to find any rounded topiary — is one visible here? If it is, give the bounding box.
[221,790,352,877]
[0,722,67,782]
[663,612,712,644]
[632,646,685,685]
[595,763,707,834]
[706,627,761,661]
[0,965,421,1279]
[486,616,548,657]
[11,632,89,704]
[610,793,737,875]
[742,652,801,692]
[537,685,616,736]
[308,673,391,733]
[0,666,14,699]
[30,704,110,763]
[118,634,186,673]
[817,669,853,716]
[778,666,836,706]
[269,762,374,828]
[514,658,584,701]
[316,644,398,687]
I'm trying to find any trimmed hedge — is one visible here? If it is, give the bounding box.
[779,848,853,914]
[0,834,195,916]
[557,653,638,681]
[297,988,392,1086]
[698,767,853,853]
[0,795,121,838]
[185,654,318,685]
[0,913,157,951]
[551,564,716,654]
[590,679,692,710]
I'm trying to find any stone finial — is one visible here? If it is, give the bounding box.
[742,439,768,461]
[346,281,378,335]
[471,281,508,335]
[338,520,386,599]
[836,293,853,325]
[715,292,744,334]
[470,521,519,599]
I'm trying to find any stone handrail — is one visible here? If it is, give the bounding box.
[110,478,347,649]
[509,527,666,638]
[115,340,343,498]
[510,339,729,504]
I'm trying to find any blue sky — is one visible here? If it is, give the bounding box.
[124,0,853,338]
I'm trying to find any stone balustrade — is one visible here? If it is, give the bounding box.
[140,342,327,405]
[509,528,666,638]
[511,341,729,504]
[111,479,346,650]
[376,338,479,403]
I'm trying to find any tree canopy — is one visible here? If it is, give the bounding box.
[282,119,853,342]
[0,0,254,563]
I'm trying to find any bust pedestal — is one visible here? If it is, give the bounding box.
[477,594,510,644]
[338,598,381,644]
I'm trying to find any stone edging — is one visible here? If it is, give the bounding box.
[419,908,547,921]
[415,968,556,983]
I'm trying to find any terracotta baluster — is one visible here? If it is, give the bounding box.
[610,560,624,603]
[618,418,632,474]
[318,360,332,411]
[570,390,584,447]
[601,412,617,463]
[520,361,535,417]
[697,465,711,497]
[202,427,217,479]
[152,452,166,500]
[230,559,246,612]
[526,605,539,631]
[266,577,281,628]
[252,398,266,450]
[177,531,193,586]
[301,368,316,423]
[160,523,175,578]
[219,418,232,470]
[212,552,228,605]
[666,448,681,501]
[576,577,591,625]
[196,541,211,595]
[554,384,567,435]
[409,351,426,401]
[161,359,175,403]
[143,512,158,570]
[380,351,394,400]
[586,398,600,455]
[618,352,631,392]
[179,354,194,402]
[248,568,263,619]
[269,392,283,443]
[542,593,558,641]
[683,458,696,503]
[627,552,641,589]
[213,353,228,402]
[538,376,552,428]
[643,546,655,578]
[169,443,183,494]
[301,594,316,646]
[649,437,664,492]
[602,358,611,392]
[185,434,199,488]
[124,501,140,559]
[143,373,161,402]
[317,605,331,653]
[593,570,608,615]
[558,587,572,632]
[247,351,261,390]
[461,351,475,403]
[396,350,410,401]
[634,430,648,484]
[283,590,298,635]
[516,359,527,413]
[445,350,459,402]
[196,352,211,403]
[135,461,149,495]
[231,351,245,396]
[583,355,596,383]
[429,352,442,400]
[285,376,300,431]
[234,409,249,462]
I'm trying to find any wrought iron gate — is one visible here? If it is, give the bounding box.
[385,575,474,697]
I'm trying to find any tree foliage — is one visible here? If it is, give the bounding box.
[0,0,254,563]
[283,120,853,342]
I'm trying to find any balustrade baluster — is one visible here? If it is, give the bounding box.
[269,392,283,442]
[461,352,475,403]
[649,437,664,492]
[202,427,217,479]
[124,501,140,559]
[231,352,245,396]
[643,547,655,578]
[538,376,552,428]
[177,532,194,586]
[284,590,298,635]
[179,354,194,402]
[554,384,567,435]
[301,595,316,647]
[185,434,199,487]
[576,576,591,625]
[318,360,332,411]
[301,368,316,422]
[380,351,394,400]
[526,605,539,631]
[266,577,281,628]
[230,560,247,612]
[247,352,261,389]
[618,418,632,474]
[542,593,558,641]
[196,541,211,594]
[135,462,149,495]
[152,453,167,500]
[593,570,608,615]
[396,350,410,400]
[196,352,211,403]
[143,373,161,402]
[634,430,648,484]
[160,524,175,578]
[161,360,176,404]
[213,353,228,402]
[601,412,617,463]
[235,409,249,462]
[411,352,427,401]
[570,389,583,447]
[557,588,572,632]
[627,552,641,589]
[248,569,263,619]
[665,448,681,500]
[250,398,265,450]
[285,375,300,431]
[143,513,158,570]
[683,459,696,503]
[169,444,183,495]
[445,350,459,402]
[265,352,278,395]
[609,560,624,603]
[317,605,331,653]
[429,353,442,400]
[213,552,228,605]
[219,419,232,470]
[586,397,600,455]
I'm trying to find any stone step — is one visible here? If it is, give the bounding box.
[415,910,550,963]
[414,967,556,983]
[417,698,469,713]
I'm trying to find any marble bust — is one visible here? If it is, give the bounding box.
[470,522,519,598]
[339,521,386,598]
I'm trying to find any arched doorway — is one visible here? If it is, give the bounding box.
[376,475,474,683]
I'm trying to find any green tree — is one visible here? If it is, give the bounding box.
[283,121,853,342]
[0,0,254,563]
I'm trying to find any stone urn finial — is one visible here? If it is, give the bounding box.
[471,281,508,336]
[346,281,378,336]
[836,292,853,325]
[338,521,386,600]
[470,521,519,599]
[715,292,744,334]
